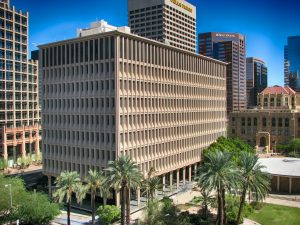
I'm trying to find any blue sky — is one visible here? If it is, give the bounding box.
[13,0,300,86]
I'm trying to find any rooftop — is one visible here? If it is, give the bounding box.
[258,157,300,177]
[260,85,296,95]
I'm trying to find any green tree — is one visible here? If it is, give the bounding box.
[0,175,27,224]
[236,152,270,225]
[106,155,142,225]
[204,137,254,163]
[139,200,164,225]
[288,138,300,157]
[53,171,87,225]
[85,169,109,225]
[14,191,60,225]
[198,189,216,220]
[198,150,242,225]
[142,168,161,203]
[97,205,121,225]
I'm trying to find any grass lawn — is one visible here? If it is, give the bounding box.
[248,203,300,225]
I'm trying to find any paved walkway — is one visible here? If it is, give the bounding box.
[265,196,300,208]
[243,218,261,225]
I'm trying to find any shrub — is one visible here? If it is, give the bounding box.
[250,201,265,210]
[0,158,8,170]
[226,195,253,224]
[97,205,120,225]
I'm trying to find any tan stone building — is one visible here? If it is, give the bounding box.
[39,21,227,202]
[128,0,196,52]
[229,86,300,152]
[0,0,41,166]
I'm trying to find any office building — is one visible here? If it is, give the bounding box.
[246,57,268,108]
[229,86,300,152]
[0,0,41,166]
[40,22,227,202]
[128,0,196,52]
[199,32,247,113]
[284,36,300,91]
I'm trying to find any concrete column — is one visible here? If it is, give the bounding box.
[289,177,292,194]
[137,187,141,207]
[188,165,192,182]
[277,176,280,192]
[2,143,7,160]
[116,190,120,207]
[162,174,166,192]
[48,175,52,197]
[21,129,26,157]
[170,172,173,192]
[183,167,186,185]
[35,138,40,159]
[103,197,107,206]
[194,164,197,178]
[176,169,179,189]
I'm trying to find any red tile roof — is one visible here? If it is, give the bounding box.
[260,86,296,95]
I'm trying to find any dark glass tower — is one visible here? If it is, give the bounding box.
[284,36,300,91]
[246,57,268,108]
[199,32,246,113]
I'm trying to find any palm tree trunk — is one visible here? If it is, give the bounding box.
[216,187,223,225]
[91,189,95,225]
[121,186,126,225]
[236,187,247,225]
[126,186,131,225]
[222,188,227,225]
[67,201,71,225]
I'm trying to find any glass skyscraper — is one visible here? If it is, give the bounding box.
[246,57,268,108]
[199,32,247,113]
[284,36,300,91]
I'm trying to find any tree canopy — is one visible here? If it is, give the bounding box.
[203,136,254,163]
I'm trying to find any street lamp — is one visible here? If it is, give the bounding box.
[4,184,12,208]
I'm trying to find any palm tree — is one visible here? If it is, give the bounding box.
[85,169,110,225]
[198,150,241,225]
[236,152,270,225]
[142,168,161,203]
[106,155,142,225]
[53,171,87,225]
[198,188,216,220]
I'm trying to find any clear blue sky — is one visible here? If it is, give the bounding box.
[13,0,300,86]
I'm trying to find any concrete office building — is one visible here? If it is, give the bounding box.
[284,36,300,91]
[199,32,247,113]
[246,57,268,108]
[40,21,227,202]
[229,86,300,152]
[128,0,196,52]
[0,0,41,166]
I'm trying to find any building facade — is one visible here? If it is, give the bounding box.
[284,36,300,91]
[246,57,268,108]
[0,0,41,166]
[199,32,247,113]
[40,28,227,199]
[229,86,300,152]
[128,0,196,52]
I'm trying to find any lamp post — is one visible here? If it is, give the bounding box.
[4,184,12,208]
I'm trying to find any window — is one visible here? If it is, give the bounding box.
[241,117,245,126]
[262,117,267,127]
[272,118,276,127]
[285,118,289,127]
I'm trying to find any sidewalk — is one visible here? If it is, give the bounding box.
[265,196,300,208]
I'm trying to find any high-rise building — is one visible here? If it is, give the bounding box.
[128,0,196,52]
[199,32,247,113]
[0,0,41,166]
[40,22,227,202]
[246,57,268,108]
[284,36,300,91]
